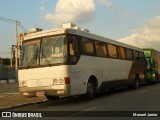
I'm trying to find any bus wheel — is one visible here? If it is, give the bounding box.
[46,96,59,101]
[86,81,96,99]
[134,75,140,89]
[154,74,158,84]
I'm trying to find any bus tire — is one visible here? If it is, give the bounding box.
[154,74,158,84]
[133,75,140,89]
[86,81,96,99]
[46,96,59,101]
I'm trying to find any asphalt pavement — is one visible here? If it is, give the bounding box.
[1,82,160,120]
[8,83,160,120]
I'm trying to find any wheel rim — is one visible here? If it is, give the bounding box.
[87,83,94,95]
[135,79,139,88]
[155,75,158,83]
[86,81,96,99]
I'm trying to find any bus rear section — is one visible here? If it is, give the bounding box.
[144,48,160,83]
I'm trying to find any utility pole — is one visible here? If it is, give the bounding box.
[15,21,19,82]
[10,47,13,68]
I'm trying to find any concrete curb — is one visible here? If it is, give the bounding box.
[0,100,48,111]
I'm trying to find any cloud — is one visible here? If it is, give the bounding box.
[42,0,129,26]
[118,16,160,50]
[98,0,114,8]
[97,0,130,16]
[44,0,96,26]
[40,0,48,11]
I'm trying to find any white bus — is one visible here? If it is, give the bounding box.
[18,23,146,100]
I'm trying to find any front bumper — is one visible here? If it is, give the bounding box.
[19,85,70,97]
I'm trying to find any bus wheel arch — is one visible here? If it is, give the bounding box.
[86,75,98,99]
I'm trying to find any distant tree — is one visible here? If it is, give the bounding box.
[2,58,10,65]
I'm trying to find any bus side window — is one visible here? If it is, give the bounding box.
[108,44,118,58]
[139,52,145,61]
[133,51,139,60]
[95,41,107,57]
[69,36,79,63]
[81,38,94,55]
[117,47,126,59]
[126,48,133,60]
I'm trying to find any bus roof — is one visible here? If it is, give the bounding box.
[67,28,143,52]
[24,24,143,52]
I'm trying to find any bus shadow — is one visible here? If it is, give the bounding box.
[38,84,147,107]
[57,82,158,103]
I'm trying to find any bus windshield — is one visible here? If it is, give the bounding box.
[20,39,40,67]
[40,36,67,65]
[144,50,152,57]
[20,35,68,68]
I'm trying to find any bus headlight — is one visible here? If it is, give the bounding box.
[53,78,65,85]
[20,80,27,87]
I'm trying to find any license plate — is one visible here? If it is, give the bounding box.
[36,91,45,97]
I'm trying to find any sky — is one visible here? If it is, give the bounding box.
[0,0,160,58]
